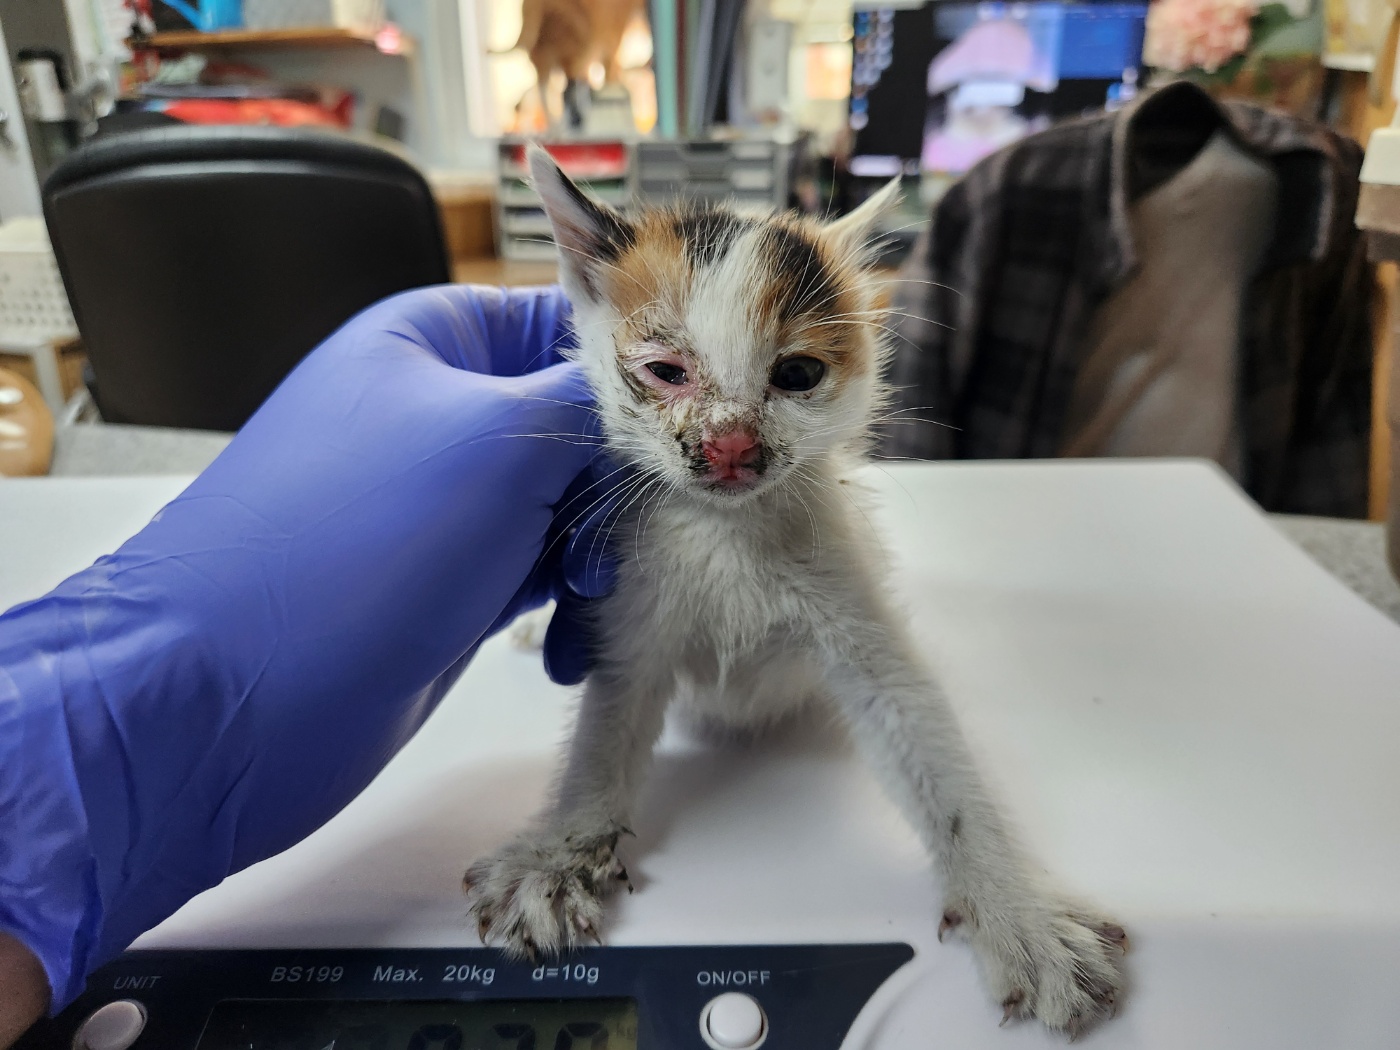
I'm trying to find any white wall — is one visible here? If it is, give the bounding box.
[387,0,494,170]
[0,19,43,221]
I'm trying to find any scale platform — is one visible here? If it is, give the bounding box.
[6,461,1400,1049]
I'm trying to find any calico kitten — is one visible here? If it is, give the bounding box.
[464,146,1128,1036]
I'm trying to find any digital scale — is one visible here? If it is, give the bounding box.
[6,462,1400,1049]
[20,944,912,1049]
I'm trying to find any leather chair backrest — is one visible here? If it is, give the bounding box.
[44,125,451,431]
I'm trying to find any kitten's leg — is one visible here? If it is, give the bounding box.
[463,663,669,959]
[818,621,1127,1036]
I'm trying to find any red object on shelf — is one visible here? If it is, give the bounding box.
[505,142,628,179]
[156,97,350,128]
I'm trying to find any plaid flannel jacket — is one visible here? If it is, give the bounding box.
[881,82,1374,518]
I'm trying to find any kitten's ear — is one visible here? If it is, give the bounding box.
[528,144,635,299]
[822,177,902,260]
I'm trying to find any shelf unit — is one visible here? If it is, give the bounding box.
[122,25,422,159]
[635,139,791,209]
[131,27,412,56]
[494,136,794,262]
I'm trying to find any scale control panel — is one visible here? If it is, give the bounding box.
[17,944,914,1050]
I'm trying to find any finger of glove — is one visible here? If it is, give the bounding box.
[479,533,562,642]
[543,588,597,686]
[555,454,633,600]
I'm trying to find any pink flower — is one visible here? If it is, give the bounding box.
[1144,0,1259,73]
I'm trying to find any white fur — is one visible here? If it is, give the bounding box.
[508,603,554,650]
[464,150,1127,1036]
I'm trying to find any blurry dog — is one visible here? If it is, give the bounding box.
[504,0,642,129]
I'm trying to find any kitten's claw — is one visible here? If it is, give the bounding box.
[576,917,603,946]
[464,825,631,958]
[1095,922,1129,952]
[1001,990,1025,1027]
[938,908,963,943]
[609,855,635,892]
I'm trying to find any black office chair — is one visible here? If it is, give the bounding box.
[43,125,451,431]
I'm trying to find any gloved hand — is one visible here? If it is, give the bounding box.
[0,284,620,1013]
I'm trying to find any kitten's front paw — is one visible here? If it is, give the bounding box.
[944,895,1127,1038]
[463,826,632,960]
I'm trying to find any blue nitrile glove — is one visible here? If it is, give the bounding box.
[0,284,623,1012]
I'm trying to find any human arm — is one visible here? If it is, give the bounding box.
[0,935,46,1046]
[0,284,613,1028]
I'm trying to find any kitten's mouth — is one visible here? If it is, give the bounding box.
[705,467,763,492]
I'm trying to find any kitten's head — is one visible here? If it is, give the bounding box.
[529,145,898,504]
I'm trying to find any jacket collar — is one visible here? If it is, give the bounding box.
[1092,80,1339,291]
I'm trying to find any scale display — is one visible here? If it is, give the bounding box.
[195,999,638,1050]
[18,944,915,1050]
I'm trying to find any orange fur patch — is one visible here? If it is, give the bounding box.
[600,212,690,329]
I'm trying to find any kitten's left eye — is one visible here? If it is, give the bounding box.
[770,356,826,392]
[646,362,689,385]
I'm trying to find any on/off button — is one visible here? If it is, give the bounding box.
[700,992,768,1049]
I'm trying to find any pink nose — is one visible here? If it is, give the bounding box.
[701,430,761,474]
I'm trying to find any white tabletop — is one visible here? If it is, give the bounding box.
[3,461,1399,1048]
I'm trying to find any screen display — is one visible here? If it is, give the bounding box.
[195,999,638,1050]
[850,2,1147,177]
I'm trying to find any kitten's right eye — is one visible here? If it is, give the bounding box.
[646,362,688,385]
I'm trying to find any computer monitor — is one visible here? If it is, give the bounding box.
[849,2,1148,178]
